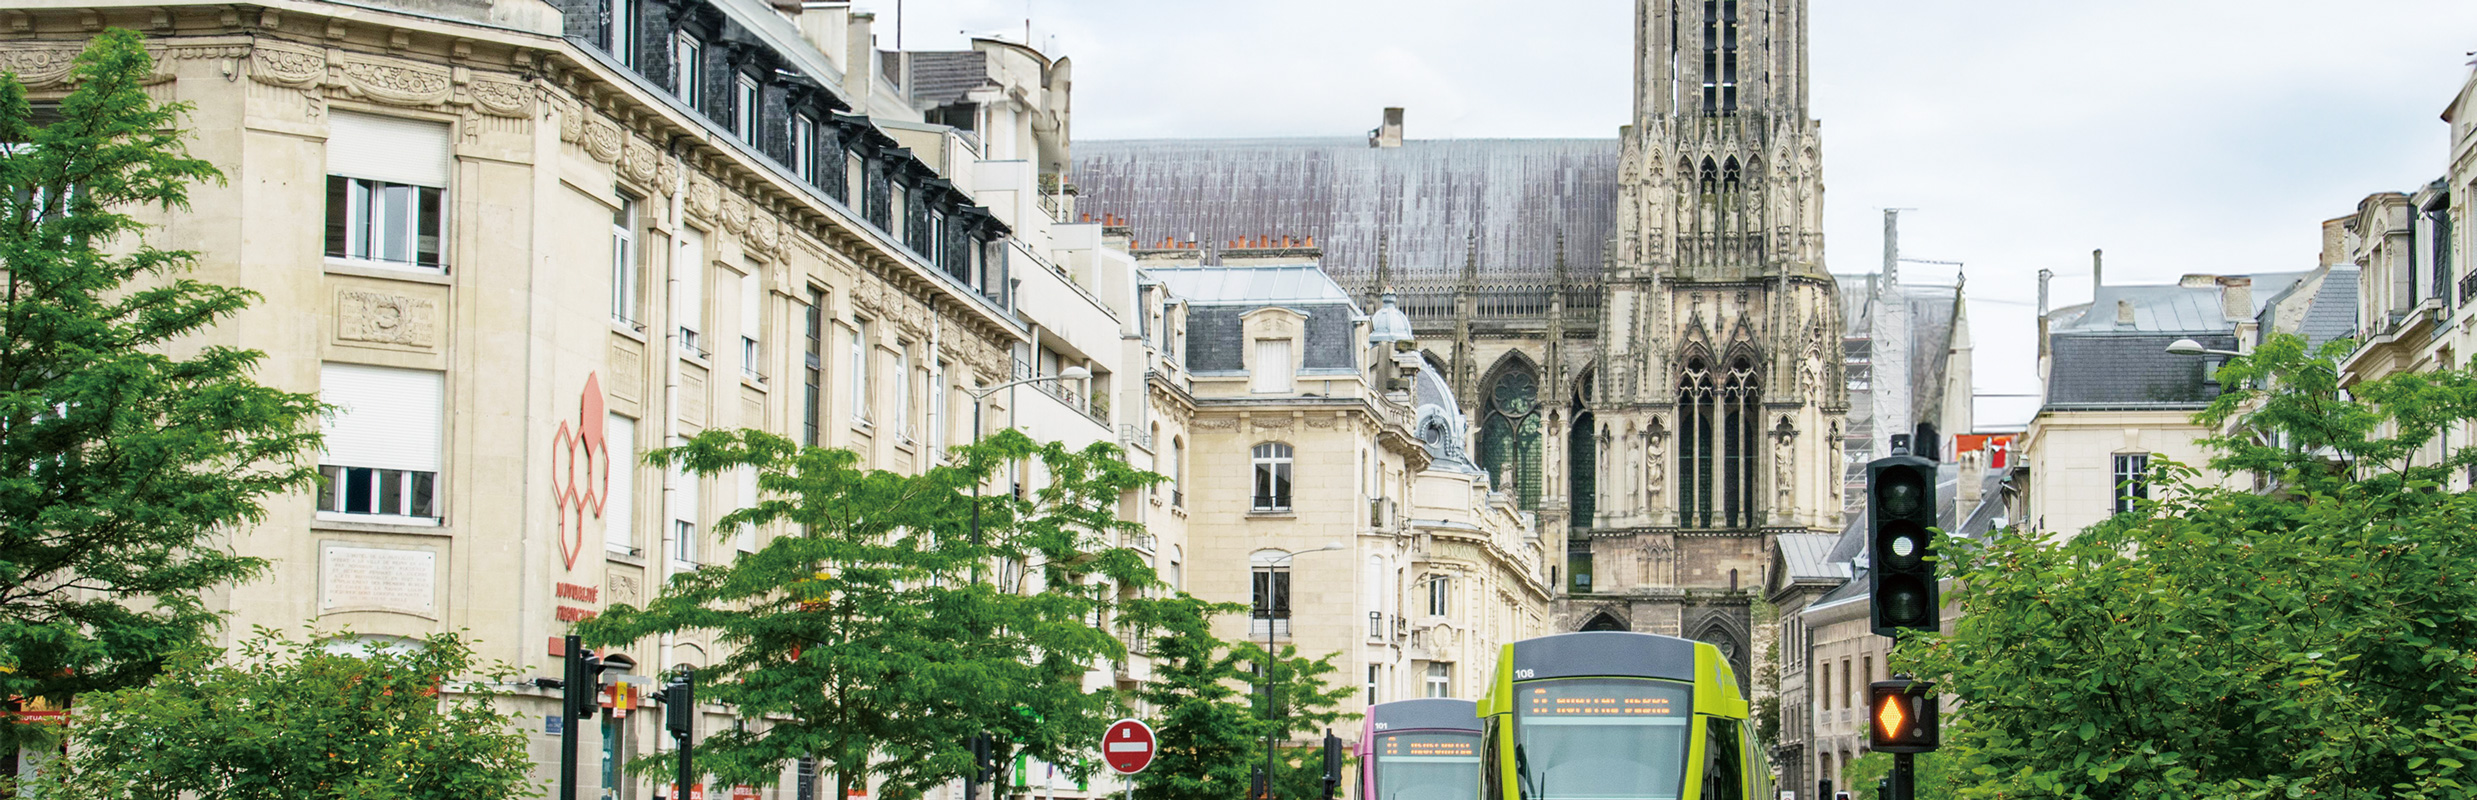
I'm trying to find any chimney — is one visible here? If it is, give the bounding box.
[2319,216,2351,267]
[2091,248,2104,295]
[1370,107,1404,149]
[2218,276,2254,321]
[2036,268,2053,316]
[842,12,875,105]
[800,3,851,76]
[2116,298,2135,326]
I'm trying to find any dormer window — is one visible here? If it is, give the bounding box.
[734,75,760,143]
[1252,338,1294,393]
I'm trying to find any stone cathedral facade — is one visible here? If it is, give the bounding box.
[1074,0,1842,671]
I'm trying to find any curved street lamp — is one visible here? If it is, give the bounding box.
[1260,542,1346,800]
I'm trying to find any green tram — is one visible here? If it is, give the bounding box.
[1478,632,1770,800]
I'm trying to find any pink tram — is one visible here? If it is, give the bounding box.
[1358,698,1482,800]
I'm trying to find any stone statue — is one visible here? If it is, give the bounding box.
[1773,433,1796,512]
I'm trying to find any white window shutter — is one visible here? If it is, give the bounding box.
[320,364,443,472]
[606,414,636,553]
[1252,339,1293,393]
[327,111,451,187]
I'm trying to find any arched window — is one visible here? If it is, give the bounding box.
[1252,443,1293,511]
[1722,157,1742,193]
[1699,158,1719,196]
[1478,366,1543,510]
[1568,372,1596,527]
[1679,353,1762,528]
[1170,436,1185,507]
[1581,612,1627,632]
[1702,0,1740,114]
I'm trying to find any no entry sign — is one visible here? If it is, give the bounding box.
[1102,718,1156,775]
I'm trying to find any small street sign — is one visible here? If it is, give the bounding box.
[1101,718,1156,775]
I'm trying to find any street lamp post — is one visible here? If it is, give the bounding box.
[958,364,1088,800]
[1260,542,1345,800]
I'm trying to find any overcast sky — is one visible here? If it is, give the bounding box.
[852,0,2477,429]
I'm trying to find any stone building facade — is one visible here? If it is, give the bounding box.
[0,0,1177,797]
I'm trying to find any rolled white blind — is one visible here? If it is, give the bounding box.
[734,468,757,553]
[676,229,705,333]
[741,269,761,341]
[327,111,451,187]
[605,414,636,552]
[1252,339,1293,392]
[321,363,444,472]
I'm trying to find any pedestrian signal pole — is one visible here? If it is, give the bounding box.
[553,635,607,800]
[1866,442,1942,800]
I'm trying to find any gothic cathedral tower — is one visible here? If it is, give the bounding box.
[1565,0,1845,668]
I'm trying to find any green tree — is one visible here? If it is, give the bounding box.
[1123,594,1255,800]
[1905,333,2477,799]
[580,428,1159,800]
[26,627,537,800]
[1236,641,1359,800]
[0,29,321,748]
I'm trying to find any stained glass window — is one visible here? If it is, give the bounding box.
[1479,368,1543,510]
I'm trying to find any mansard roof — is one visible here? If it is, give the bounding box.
[1073,137,1622,288]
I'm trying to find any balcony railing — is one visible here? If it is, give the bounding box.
[2459,271,2477,306]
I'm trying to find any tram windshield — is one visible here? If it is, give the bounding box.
[1510,678,1692,800]
[1374,731,1481,800]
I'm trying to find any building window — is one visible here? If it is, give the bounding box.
[610,195,638,325]
[1252,442,1293,512]
[1478,366,1543,510]
[1251,338,1294,393]
[1679,355,1760,529]
[1250,556,1292,638]
[803,290,823,447]
[889,183,909,240]
[316,364,444,523]
[1427,575,1449,617]
[929,361,947,460]
[893,343,913,442]
[605,0,636,66]
[1425,663,1451,698]
[323,112,450,270]
[675,228,705,354]
[734,74,760,143]
[671,443,700,567]
[845,151,865,209]
[672,32,703,106]
[1169,436,1185,507]
[740,269,762,380]
[1366,665,1380,705]
[850,322,871,423]
[1841,658,1852,709]
[791,113,817,184]
[2113,453,2150,514]
[606,414,637,554]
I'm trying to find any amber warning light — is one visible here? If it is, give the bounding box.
[1867,678,1940,754]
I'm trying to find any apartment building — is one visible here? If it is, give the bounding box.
[0,0,1179,796]
[1143,249,1551,749]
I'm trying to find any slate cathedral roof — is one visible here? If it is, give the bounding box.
[1072,138,1623,288]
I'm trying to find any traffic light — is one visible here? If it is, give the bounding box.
[665,668,697,738]
[1867,454,1940,637]
[561,635,606,721]
[1320,730,1343,800]
[1249,766,1268,800]
[1867,677,1940,753]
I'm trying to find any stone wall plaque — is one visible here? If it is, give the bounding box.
[320,543,438,618]
[337,289,439,349]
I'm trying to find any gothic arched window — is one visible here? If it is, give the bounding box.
[1678,354,1762,528]
[1700,0,1740,115]
[1722,157,1742,193]
[1699,158,1718,196]
[1569,375,1596,528]
[1479,367,1543,510]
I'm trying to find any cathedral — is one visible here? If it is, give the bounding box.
[1072,0,1841,672]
